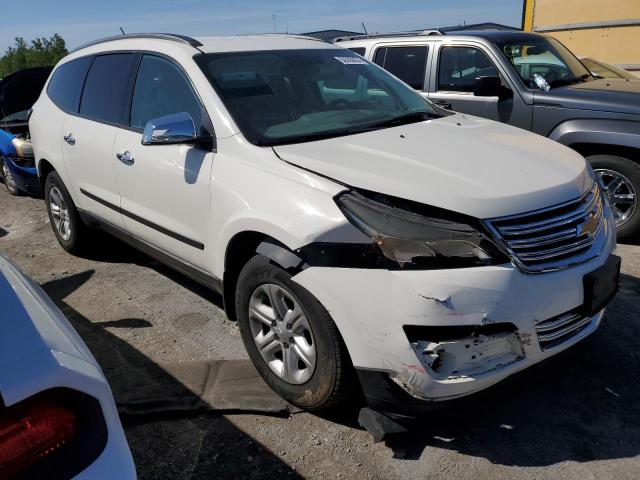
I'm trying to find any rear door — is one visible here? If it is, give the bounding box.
[428,43,532,130]
[372,45,430,95]
[61,53,136,227]
[112,54,214,267]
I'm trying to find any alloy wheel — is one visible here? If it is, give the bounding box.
[596,169,637,227]
[1,161,17,193]
[248,283,316,384]
[49,186,72,241]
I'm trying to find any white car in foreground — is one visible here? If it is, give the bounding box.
[0,253,135,478]
[29,33,619,416]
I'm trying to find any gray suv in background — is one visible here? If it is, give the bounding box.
[339,30,640,240]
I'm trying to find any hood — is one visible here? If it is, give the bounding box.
[274,113,592,219]
[534,78,640,116]
[0,66,52,121]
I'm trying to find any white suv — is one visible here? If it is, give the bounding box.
[30,33,619,415]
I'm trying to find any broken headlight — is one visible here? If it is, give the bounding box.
[336,191,507,269]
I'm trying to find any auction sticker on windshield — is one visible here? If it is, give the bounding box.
[335,56,367,65]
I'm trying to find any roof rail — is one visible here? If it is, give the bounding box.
[70,33,203,53]
[333,29,443,42]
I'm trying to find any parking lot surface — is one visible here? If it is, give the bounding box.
[1,186,639,480]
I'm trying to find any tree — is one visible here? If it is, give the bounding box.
[0,34,68,79]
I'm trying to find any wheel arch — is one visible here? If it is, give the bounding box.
[548,118,640,164]
[222,231,305,321]
[569,143,640,163]
[37,158,56,191]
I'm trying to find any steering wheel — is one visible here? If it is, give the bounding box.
[327,99,351,109]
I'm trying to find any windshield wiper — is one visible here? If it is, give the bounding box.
[255,112,440,146]
[363,111,440,130]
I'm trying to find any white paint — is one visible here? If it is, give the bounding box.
[29,34,617,404]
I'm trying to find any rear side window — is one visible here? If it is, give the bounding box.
[47,57,92,112]
[373,46,428,90]
[348,47,366,57]
[79,54,136,124]
[129,55,206,133]
[438,46,499,92]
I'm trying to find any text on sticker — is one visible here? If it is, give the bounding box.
[334,56,367,65]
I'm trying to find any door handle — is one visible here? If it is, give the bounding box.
[116,151,135,165]
[63,133,75,145]
[433,100,452,110]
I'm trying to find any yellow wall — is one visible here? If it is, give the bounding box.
[523,0,640,72]
[529,0,640,26]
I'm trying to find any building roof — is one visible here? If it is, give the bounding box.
[437,22,520,32]
[304,23,519,42]
[302,29,362,41]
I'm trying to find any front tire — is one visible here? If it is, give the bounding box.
[236,254,354,411]
[44,171,91,254]
[1,157,21,196]
[588,154,640,242]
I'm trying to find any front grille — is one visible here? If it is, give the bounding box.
[535,311,595,350]
[486,183,605,272]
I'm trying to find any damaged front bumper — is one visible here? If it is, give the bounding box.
[291,225,616,415]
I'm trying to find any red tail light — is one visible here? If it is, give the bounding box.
[0,398,79,478]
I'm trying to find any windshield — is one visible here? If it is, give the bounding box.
[496,37,593,89]
[195,49,442,146]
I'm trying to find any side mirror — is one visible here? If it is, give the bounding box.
[473,76,502,97]
[142,112,197,146]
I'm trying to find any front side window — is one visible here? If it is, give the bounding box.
[47,57,92,113]
[195,49,440,146]
[438,46,499,92]
[79,54,135,124]
[373,46,428,90]
[130,55,206,133]
[496,36,592,89]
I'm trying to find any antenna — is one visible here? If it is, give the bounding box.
[361,22,368,34]
[119,26,126,35]
[272,14,277,33]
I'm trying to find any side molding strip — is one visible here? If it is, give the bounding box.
[80,188,205,250]
[78,209,222,293]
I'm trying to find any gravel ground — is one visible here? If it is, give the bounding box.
[1,185,639,480]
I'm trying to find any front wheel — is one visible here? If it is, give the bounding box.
[1,157,21,196]
[588,154,640,242]
[236,254,355,411]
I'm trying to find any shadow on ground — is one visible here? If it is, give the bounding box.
[79,235,222,308]
[0,227,7,238]
[41,270,301,480]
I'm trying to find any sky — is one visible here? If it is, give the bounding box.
[0,0,524,51]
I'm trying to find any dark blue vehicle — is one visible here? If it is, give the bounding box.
[0,67,52,195]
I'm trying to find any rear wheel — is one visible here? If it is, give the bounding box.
[1,157,21,196]
[588,154,640,242]
[44,171,92,254]
[236,254,354,411]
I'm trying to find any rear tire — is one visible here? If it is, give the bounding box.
[44,171,92,254]
[1,157,21,196]
[588,154,640,242]
[236,254,355,411]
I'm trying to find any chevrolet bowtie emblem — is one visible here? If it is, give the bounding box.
[578,211,599,238]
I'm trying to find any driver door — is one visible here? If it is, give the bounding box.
[428,44,532,130]
[112,54,214,268]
